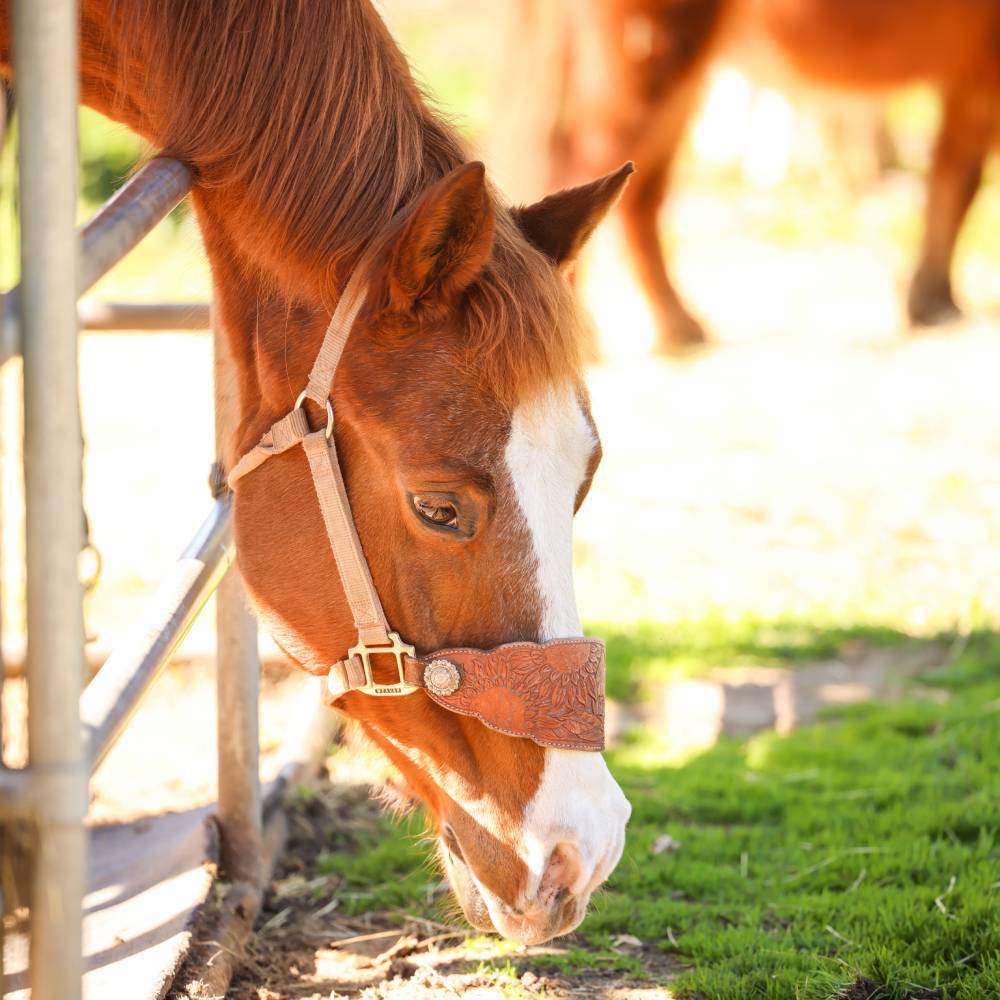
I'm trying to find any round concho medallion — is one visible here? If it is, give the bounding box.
[424,658,462,696]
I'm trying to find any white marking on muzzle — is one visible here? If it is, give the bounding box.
[521,748,630,897]
[504,385,630,929]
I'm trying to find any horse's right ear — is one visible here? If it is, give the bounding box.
[514,162,635,268]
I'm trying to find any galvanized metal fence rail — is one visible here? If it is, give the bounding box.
[0,0,314,995]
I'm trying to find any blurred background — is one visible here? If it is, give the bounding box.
[1,1,999,995]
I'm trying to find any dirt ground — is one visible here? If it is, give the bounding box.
[170,763,683,1000]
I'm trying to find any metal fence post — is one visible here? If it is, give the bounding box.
[213,308,263,886]
[11,1,87,998]
[0,84,6,996]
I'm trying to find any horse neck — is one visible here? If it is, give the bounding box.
[66,0,467,448]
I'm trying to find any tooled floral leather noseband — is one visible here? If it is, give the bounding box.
[227,260,606,752]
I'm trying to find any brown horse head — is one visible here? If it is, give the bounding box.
[234,160,634,943]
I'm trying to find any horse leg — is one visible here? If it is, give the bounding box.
[613,0,728,355]
[908,86,996,326]
[619,93,708,354]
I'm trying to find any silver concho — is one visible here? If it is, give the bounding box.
[424,658,462,696]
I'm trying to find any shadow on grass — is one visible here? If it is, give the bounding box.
[593,616,948,703]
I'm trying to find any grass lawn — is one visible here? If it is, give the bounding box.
[312,623,1000,1000]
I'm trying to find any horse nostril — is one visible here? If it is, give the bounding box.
[538,844,583,906]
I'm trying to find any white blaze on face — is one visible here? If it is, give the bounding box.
[502,384,631,936]
[504,384,595,639]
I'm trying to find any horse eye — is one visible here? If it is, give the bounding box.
[411,495,459,529]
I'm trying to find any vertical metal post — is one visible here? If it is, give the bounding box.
[213,308,263,886]
[0,77,8,998]
[12,2,87,999]
[0,17,13,756]
[0,91,9,981]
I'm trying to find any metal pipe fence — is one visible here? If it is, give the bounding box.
[78,300,210,330]
[1,156,194,364]
[213,314,264,887]
[9,3,86,999]
[80,498,234,772]
[0,3,274,995]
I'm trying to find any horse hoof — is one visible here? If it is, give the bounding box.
[907,283,962,327]
[653,312,709,357]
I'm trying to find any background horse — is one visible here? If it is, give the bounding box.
[501,0,1000,352]
[0,0,631,945]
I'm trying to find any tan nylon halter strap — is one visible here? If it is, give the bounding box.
[229,265,395,650]
[301,264,369,411]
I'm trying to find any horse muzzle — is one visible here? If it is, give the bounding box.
[442,838,597,945]
[438,753,631,945]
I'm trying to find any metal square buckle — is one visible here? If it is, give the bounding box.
[349,631,417,696]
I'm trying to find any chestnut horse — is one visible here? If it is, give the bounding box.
[0,0,632,944]
[524,0,1000,352]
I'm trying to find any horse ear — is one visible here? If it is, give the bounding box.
[514,162,635,268]
[386,161,495,311]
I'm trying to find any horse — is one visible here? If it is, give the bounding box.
[511,0,1000,352]
[0,0,633,945]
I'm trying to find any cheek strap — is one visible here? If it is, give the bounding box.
[229,269,396,651]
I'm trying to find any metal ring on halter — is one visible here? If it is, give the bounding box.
[295,390,334,439]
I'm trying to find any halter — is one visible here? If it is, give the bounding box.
[228,264,605,752]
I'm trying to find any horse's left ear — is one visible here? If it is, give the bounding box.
[514,162,635,268]
[386,161,495,311]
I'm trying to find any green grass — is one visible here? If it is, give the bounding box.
[594,633,1000,999]
[313,810,445,918]
[317,625,1000,1000]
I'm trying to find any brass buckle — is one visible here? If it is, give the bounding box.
[350,631,417,696]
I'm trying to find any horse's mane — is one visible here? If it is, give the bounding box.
[101,0,580,406]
